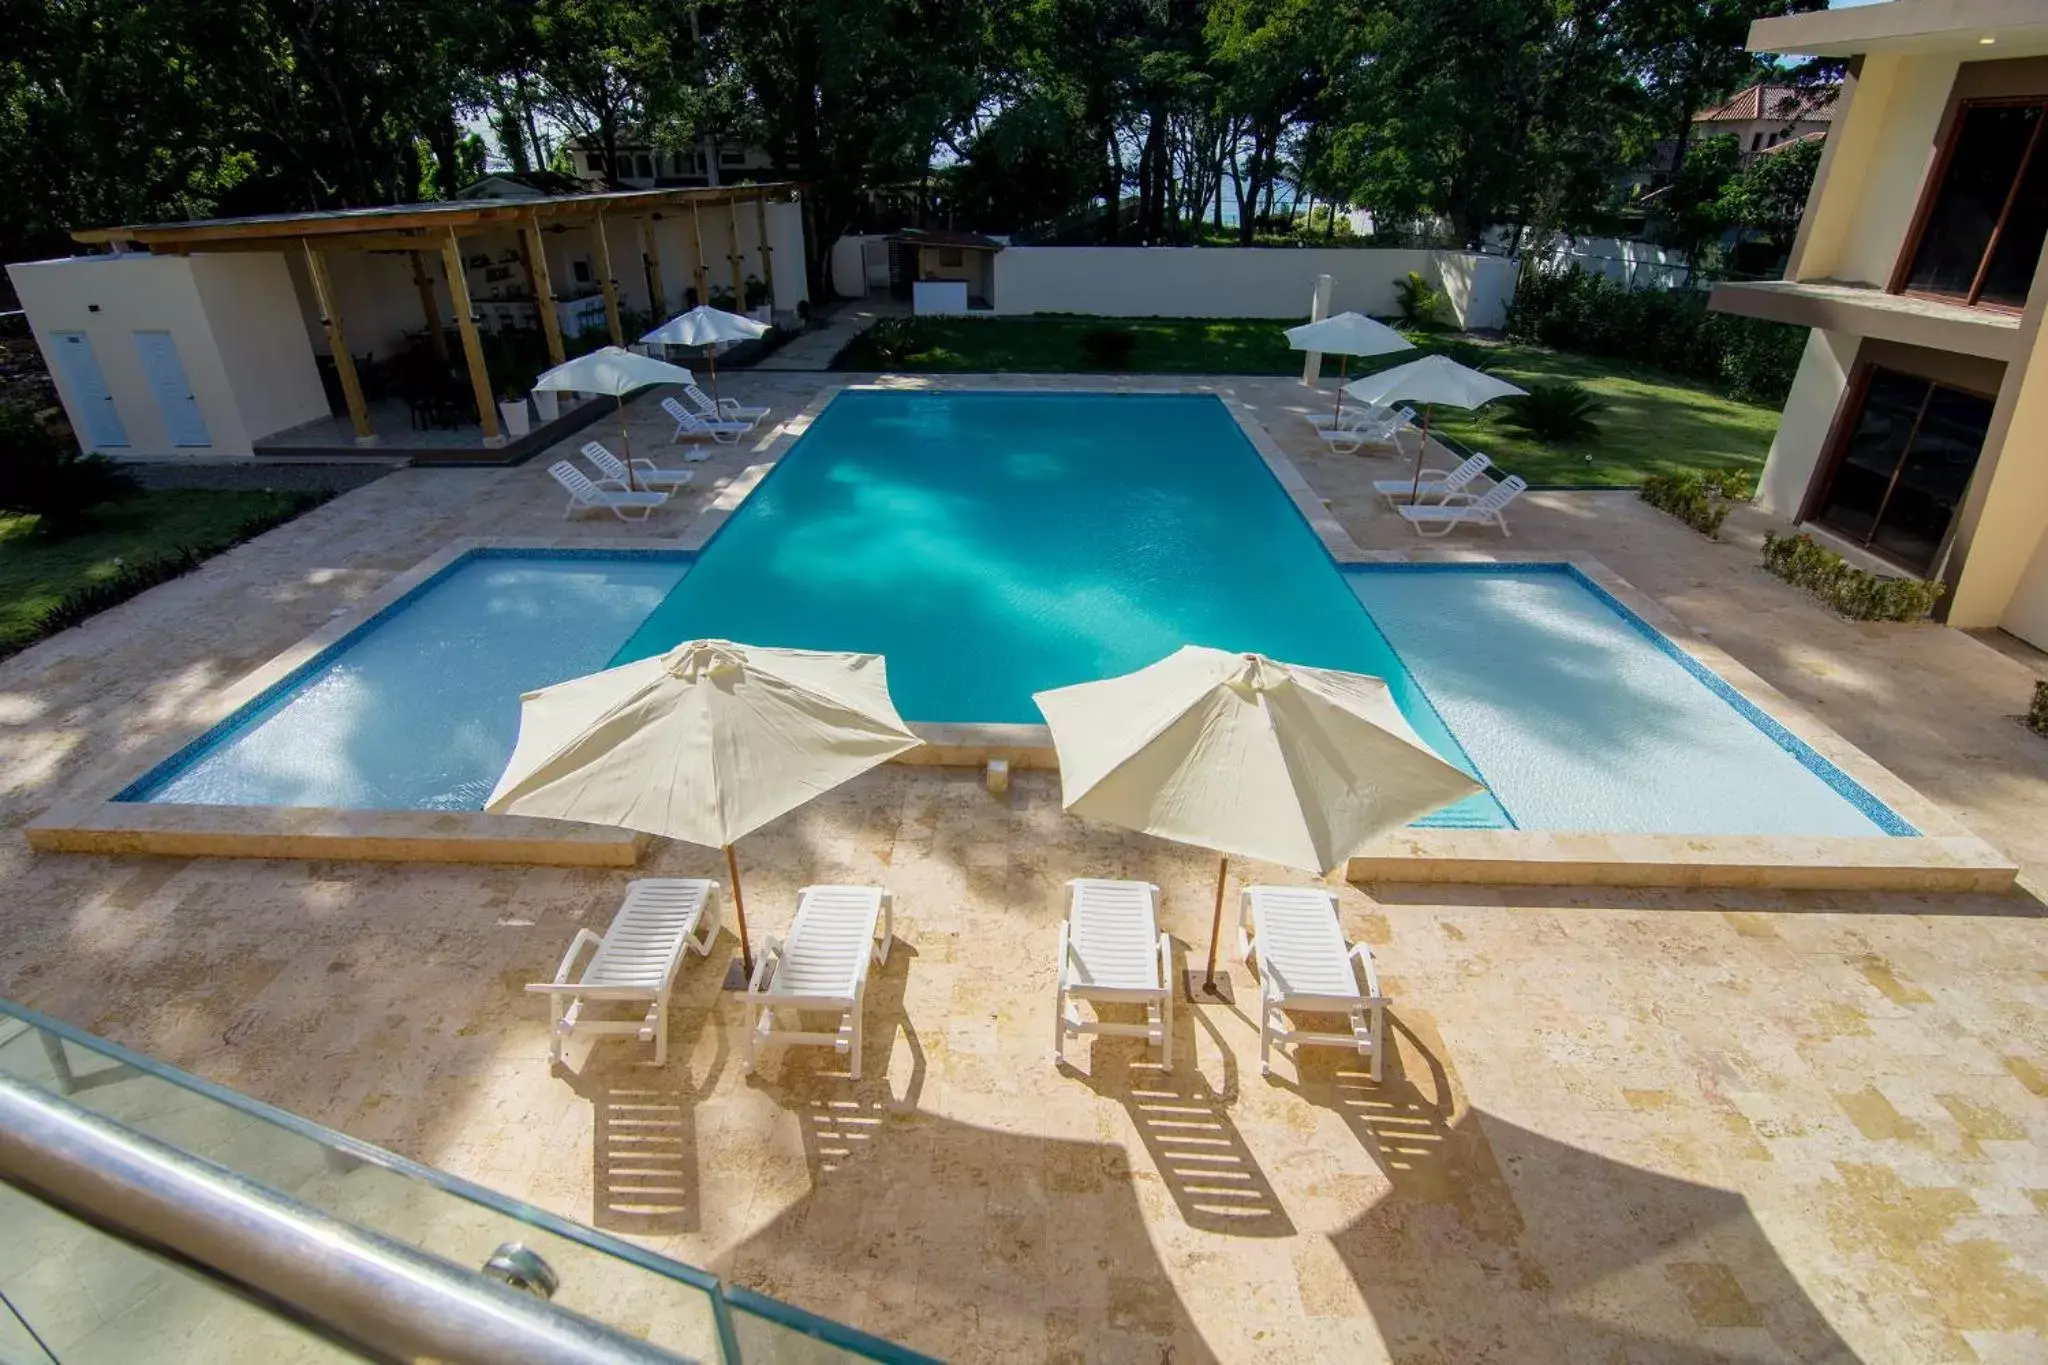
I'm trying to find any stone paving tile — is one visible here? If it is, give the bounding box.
[0,372,2044,1362]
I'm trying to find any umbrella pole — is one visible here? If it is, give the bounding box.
[706,344,720,404]
[616,394,638,491]
[1202,855,1230,993]
[726,843,754,978]
[1333,354,1347,423]
[1408,403,1434,505]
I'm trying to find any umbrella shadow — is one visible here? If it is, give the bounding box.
[1278,1014,1855,1363]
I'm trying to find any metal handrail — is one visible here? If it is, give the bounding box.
[0,1073,693,1365]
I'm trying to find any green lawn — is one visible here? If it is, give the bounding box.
[834,316,1781,487]
[0,490,319,654]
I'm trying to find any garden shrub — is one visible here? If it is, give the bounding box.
[1639,468,1753,538]
[836,317,922,369]
[1760,531,1943,622]
[1499,380,1608,442]
[1507,265,1804,404]
[2029,681,2048,738]
[1078,327,1138,370]
[0,400,141,534]
[1394,270,1445,327]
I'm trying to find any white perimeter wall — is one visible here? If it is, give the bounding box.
[987,248,1518,329]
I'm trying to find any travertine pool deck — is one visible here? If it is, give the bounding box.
[1,372,2045,1362]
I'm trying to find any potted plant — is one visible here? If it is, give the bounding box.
[497,386,532,439]
[744,275,773,323]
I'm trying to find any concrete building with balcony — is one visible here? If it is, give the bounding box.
[1711,0,2048,648]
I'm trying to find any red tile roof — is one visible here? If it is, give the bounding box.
[1694,83,1836,125]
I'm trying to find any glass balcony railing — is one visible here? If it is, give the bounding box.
[0,997,933,1365]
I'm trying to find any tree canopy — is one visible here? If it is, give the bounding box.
[1,0,1827,288]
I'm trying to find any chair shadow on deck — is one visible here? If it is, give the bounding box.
[1278,1011,1855,1363]
[723,942,1221,1361]
[558,996,728,1238]
[1067,966,1296,1239]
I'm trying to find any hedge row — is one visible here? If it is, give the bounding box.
[1759,531,1943,623]
[1507,266,1807,405]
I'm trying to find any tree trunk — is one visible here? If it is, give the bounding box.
[428,110,463,200]
[1101,127,1122,244]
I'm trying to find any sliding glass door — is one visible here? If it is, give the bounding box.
[1899,98,2048,310]
[1810,367,1994,575]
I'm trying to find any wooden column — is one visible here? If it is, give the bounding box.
[726,195,745,306]
[522,215,566,367]
[439,229,502,441]
[689,199,710,304]
[589,211,624,346]
[642,216,668,318]
[408,252,448,361]
[301,240,372,441]
[752,191,775,315]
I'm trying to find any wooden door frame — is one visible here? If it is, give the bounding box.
[1888,93,2048,314]
[1799,360,2001,572]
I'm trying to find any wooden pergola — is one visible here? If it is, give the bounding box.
[73,183,805,444]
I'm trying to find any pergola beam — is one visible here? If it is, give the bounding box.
[439,229,503,442]
[299,240,373,442]
[726,196,746,307]
[522,214,566,368]
[753,190,775,316]
[642,216,668,319]
[408,252,448,362]
[73,184,808,251]
[589,212,624,346]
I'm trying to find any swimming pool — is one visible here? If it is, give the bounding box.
[122,390,1911,839]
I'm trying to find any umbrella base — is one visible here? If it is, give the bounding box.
[721,958,754,992]
[1184,967,1236,1005]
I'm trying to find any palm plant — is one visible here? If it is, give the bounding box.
[1497,381,1608,442]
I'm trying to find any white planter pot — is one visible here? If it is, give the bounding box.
[498,399,532,439]
[531,389,560,422]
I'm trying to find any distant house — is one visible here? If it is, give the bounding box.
[1692,82,1836,164]
[562,134,780,190]
[1710,0,2048,647]
[453,170,589,201]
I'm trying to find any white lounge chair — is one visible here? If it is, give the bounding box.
[1318,407,1414,455]
[1397,473,1528,537]
[660,396,751,447]
[580,440,695,492]
[526,879,722,1066]
[1307,402,1408,432]
[1053,879,1173,1072]
[1240,885,1386,1080]
[549,461,669,521]
[743,885,892,1079]
[1373,452,1494,505]
[683,383,770,429]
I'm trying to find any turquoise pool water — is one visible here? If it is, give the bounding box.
[123,391,1910,838]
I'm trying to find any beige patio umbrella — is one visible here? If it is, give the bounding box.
[640,305,770,402]
[532,346,696,488]
[1035,647,1482,994]
[1344,353,1526,505]
[486,640,922,976]
[1283,312,1412,424]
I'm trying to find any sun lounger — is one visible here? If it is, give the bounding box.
[683,383,770,429]
[1054,879,1173,1072]
[1317,407,1414,455]
[1396,474,1528,537]
[1373,452,1494,505]
[1240,885,1386,1080]
[549,461,669,521]
[526,878,722,1065]
[1307,402,1406,432]
[743,885,893,1079]
[581,440,695,491]
[660,396,751,447]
